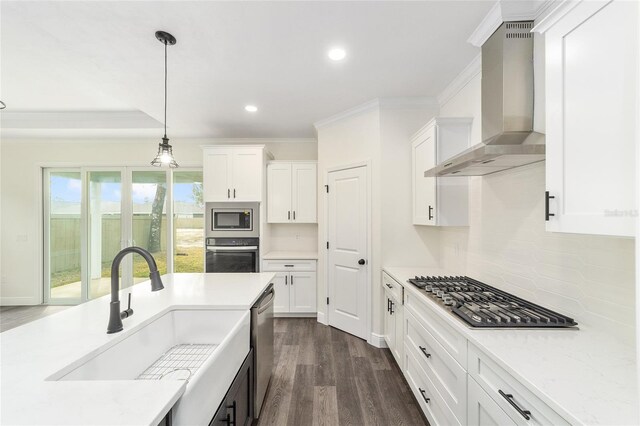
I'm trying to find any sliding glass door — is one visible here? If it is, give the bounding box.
[44,167,203,304]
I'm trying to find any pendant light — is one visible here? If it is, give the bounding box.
[151,30,178,168]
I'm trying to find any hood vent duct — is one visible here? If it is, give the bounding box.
[425,21,545,177]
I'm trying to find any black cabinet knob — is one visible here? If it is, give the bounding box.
[358,259,366,265]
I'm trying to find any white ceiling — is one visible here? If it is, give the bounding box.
[1,1,495,138]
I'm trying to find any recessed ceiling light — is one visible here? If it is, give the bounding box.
[328,47,346,61]
[245,105,258,112]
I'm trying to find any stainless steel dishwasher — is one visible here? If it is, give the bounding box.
[251,283,274,418]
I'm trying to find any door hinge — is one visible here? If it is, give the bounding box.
[326,241,329,249]
[325,185,329,193]
[326,297,329,305]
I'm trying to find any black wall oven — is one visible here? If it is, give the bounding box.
[205,238,259,273]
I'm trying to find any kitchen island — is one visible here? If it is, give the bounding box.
[0,272,275,426]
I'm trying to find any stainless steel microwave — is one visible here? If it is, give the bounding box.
[205,202,260,238]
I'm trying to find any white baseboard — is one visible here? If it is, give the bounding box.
[274,312,317,318]
[368,332,388,348]
[0,296,40,306]
[316,311,327,325]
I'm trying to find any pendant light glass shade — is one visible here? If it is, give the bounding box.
[151,137,178,168]
[151,31,178,168]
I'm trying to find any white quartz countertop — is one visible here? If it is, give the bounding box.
[0,272,275,426]
[262,251,318,260]
[383,267,639,426]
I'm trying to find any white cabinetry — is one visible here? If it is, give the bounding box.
[267,162,317,223]
[384,271,571,426]
[203,146,270,202]
[468,377,516,426]
[411,118,472,226]
[538,0,638,237]
[262,260,316,314]
[382,272,404,366]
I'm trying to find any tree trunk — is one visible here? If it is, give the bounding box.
[148,185,167,253]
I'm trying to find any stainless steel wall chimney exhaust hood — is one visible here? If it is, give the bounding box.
[425,21,545,177]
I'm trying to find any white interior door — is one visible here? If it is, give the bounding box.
[327,165,368,339]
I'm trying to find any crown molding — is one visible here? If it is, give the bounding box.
[467,2,502,47]
[467,1,558,47]
[532,0,581,34]
[314,97,437,130]
[0,110,163,129]
[437,53,482,107]
[313,99,380,130]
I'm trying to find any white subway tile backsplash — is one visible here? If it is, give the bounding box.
[439,162,635,342]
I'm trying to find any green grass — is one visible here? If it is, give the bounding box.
[50,246,204,288]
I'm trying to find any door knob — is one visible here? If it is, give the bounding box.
[358,259,366,265]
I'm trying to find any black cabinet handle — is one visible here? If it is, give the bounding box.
[419,346,431,358]
[545,191,555,221]
[390,301,394,315]
[288,211,291,220]
[428,205,433,220]
[499,390,531,420]
[418,388,430,404]
[385,283,393,289]
[233,188,236,198]
[293,211,296,220]
[227,189,230,199]
[291,275,294,285]
[387,298,391,313]
[284,264,294,267]
[285,275,288,285]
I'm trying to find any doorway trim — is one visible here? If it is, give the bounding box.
[322,160,372,345]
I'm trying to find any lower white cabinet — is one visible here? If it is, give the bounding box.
[382,270,570,426]
[383,288,403,366]
[468,376,516,426]
[263,260,316,315]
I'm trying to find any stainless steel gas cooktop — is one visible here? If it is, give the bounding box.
[407,276,578,329]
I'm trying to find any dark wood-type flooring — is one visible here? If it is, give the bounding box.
[258,318,428,426]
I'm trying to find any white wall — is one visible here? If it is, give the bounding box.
[316,102,439,341]
[0,138,317,305]
[436,51,636,342]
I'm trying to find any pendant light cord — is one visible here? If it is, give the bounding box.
[163,40,168,139]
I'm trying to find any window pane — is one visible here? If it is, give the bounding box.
[48,171,82,300]
[88,171,122,299]
[173,171,204,273]
[132,171,168,284]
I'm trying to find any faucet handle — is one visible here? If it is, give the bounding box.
[120,293,134,319]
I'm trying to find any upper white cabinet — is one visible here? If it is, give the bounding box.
[202,146,270,202]
[411,118,472,226]
[267,161,317,223]
[538,0,638,237]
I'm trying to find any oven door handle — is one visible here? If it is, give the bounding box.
[206,246,259,251]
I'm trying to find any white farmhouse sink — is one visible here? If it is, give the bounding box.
[53,309,250,425]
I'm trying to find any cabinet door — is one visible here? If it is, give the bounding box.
[383,292,396,353]
[468,377,517,426]
[392,303,404,368]
[267,163,292,223]
[232,148,263,201]
[412,127,437,225]
[209,349,254,426]
[272,273,290,313]
[291,163,317,223]
[545,0,637,237]
[203,148,233,201]
[289,271,316,313]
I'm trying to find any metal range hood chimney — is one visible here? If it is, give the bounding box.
[425,21,545,177]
